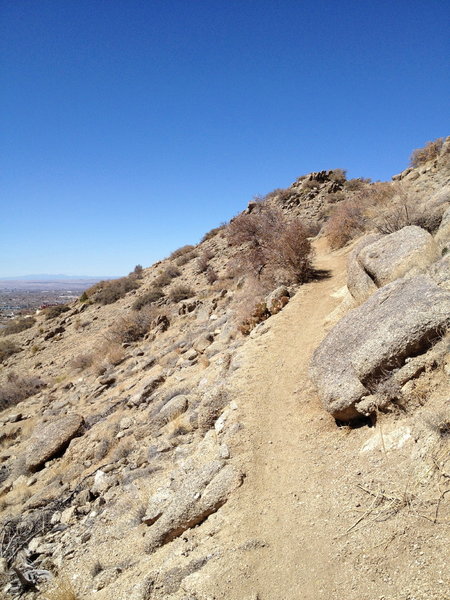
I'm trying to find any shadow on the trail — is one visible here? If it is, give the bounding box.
[309,268,332,281]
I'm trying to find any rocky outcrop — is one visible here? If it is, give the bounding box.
[310,276,450,420]
[144,460,243,553]
[25,414,84,472]
[347,227,438,303]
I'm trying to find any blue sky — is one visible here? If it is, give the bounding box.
[1,0,449,276]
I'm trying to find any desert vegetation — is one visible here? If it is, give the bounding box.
[410,137,444,167]
[0,372,45,411]
[0,316,36,337]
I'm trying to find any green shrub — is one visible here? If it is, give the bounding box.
[132,288,164,311]
[0,317,36,337]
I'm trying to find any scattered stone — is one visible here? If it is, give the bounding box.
[25,414,84,472]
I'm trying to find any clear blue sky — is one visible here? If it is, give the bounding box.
[1,0,449,276]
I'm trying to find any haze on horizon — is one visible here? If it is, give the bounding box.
[1,0,449,277]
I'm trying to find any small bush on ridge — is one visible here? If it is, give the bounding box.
[169,285,194,302]
[410,138,444,167]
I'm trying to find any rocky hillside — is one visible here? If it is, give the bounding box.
[0,137,449,600]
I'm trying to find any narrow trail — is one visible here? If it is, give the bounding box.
[213,239,350,599]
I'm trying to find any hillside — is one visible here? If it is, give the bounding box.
[0,137,449,600]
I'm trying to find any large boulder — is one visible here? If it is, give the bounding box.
[310,276,450,420]
[347,233,383,303]
[434,205,450,251]
[347,227,438,303]
[26,414,84,472]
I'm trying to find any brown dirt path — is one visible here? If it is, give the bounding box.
[204,239,352,599]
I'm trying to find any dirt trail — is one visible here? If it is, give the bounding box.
[209,239,351,599]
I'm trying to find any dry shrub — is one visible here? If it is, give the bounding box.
[170,244,196,259]
[0,372,46,411]
[201,223,226,242]
[108,307,155,343]
[42,577,79,600]
[42,304,70,320]
[410,137,444,167]
[0,340,20,363]
[196,254,210,273]
[70,353,94,371]
[329,168,347,183]
[169,285,194,302]
[228,206,314,286]
[132,287,164,311]
[87,275,140,305]
[154,265,180,287]
[0,316,36,337]
[205,267,218,284]
[176,249,198,266]
[325,200,366,249]
[233,277,270,335]
[344,177,371,191]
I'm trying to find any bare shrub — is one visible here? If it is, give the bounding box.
[325,200,366,249]
[132,288,164,311]
[133,264,144,278]
[108,308,155,343]
[0,340,20,363]
[0,372,46,411]
[196,254,210,273]
[70,353,94,371]
[201,223,226,242]
[169,285,194,302]
[169,245,195,260]
[329,168,347,183]
[1,316,36,337]
[344,177,371,191]
[206,267,218,284]
[410,138,444,167]
[87,275,140,305]
[154,266,180,288]
[228,207,314,286]
[176,249,198,266]
[42,304,70,320]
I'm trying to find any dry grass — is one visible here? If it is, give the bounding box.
[70,352,94,371]
[42,577,79,600]
[132,287,164,311]
[169,285,194,302]
[107,307,156,343]
[410,137,444,167]
[0,340,20,363]
[0,316,36,337]
[0,372,45,411]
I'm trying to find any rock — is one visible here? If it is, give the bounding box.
[429,255,450,290]
[347,233,383,303]
[127,373,166,407]
[144,461,243,552]
[98,374,116,386]
[310,276,450,420]
[120,416,133,430]
[159,395,189,423]
[44,326,65,340]
[193,333,214,354]
[26,414,84,472]
[265,286,290,314]
[435,205,450,250]
[90,470,117,496]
